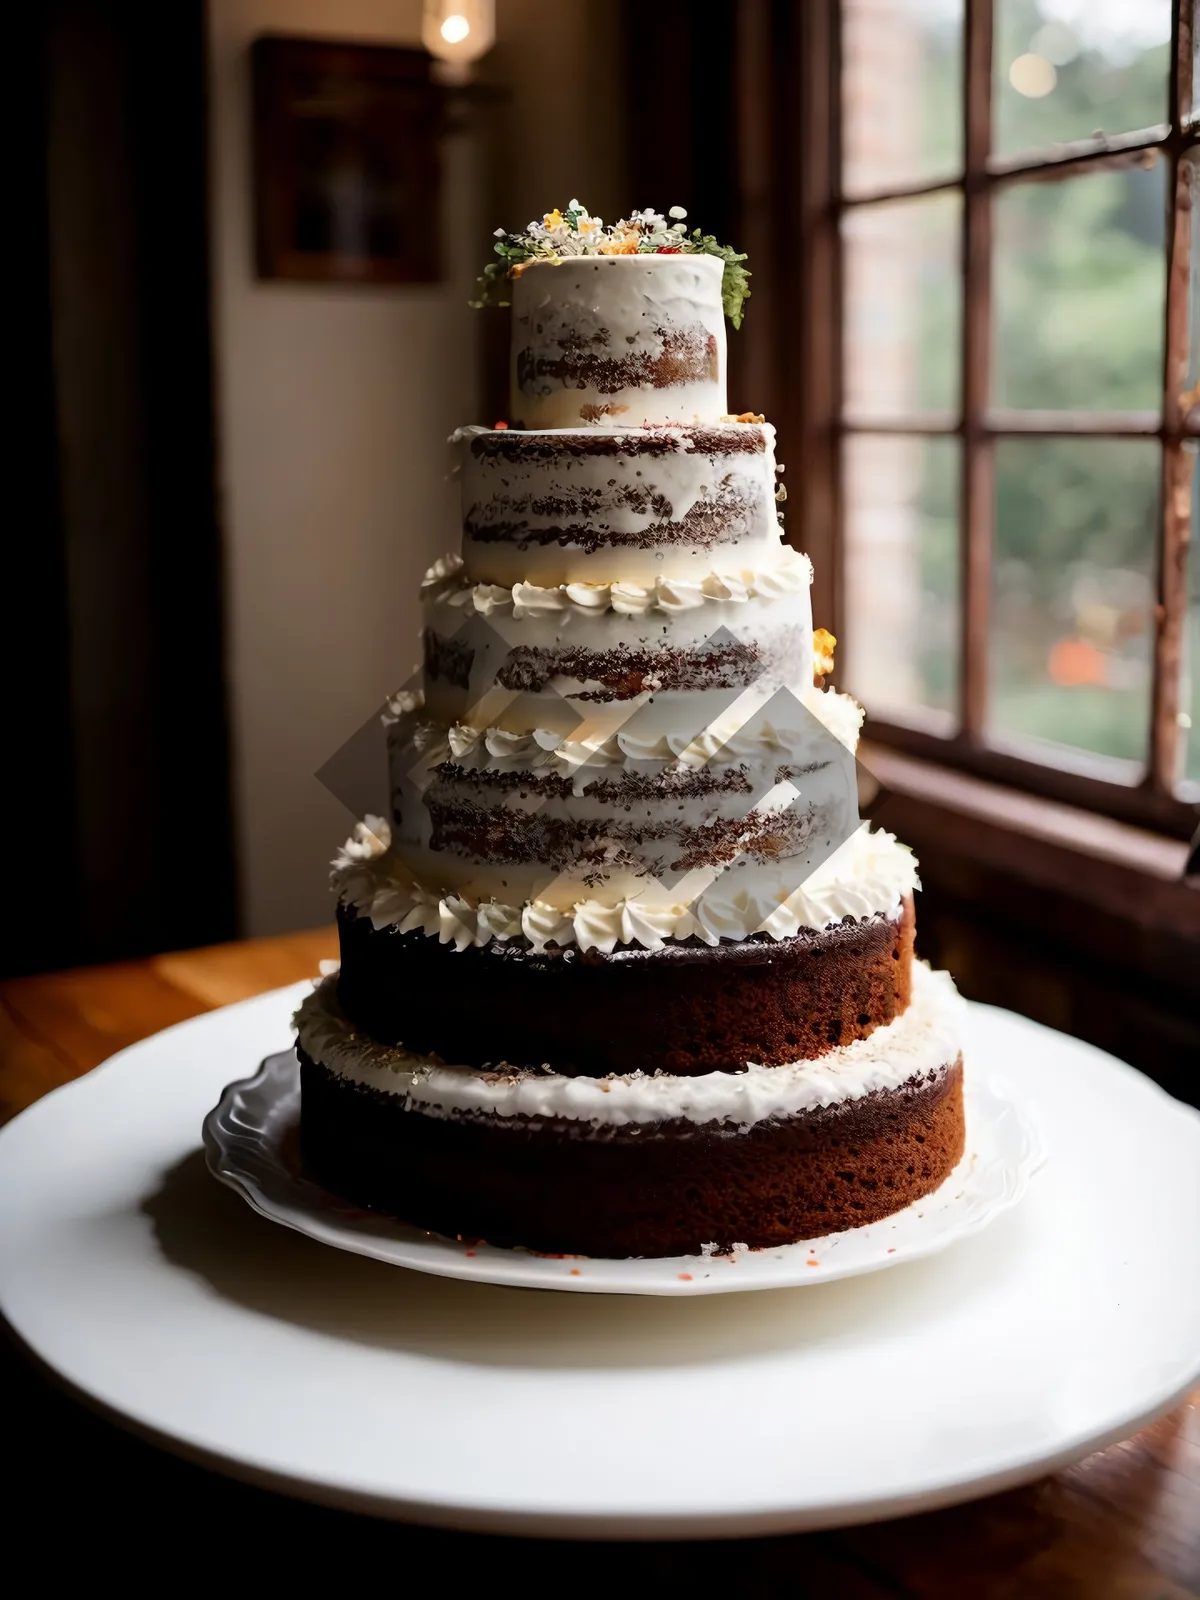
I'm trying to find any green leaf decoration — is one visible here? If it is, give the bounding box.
[689,232,752,330]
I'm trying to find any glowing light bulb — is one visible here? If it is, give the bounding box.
[422,1,494,78]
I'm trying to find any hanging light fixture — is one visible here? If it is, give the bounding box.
[422,0,495,83]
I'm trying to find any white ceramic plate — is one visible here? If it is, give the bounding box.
[202,1050,1043,1295]
[1,981,1198,1538]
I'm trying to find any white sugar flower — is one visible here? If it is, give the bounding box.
[493,227,505,237]
[575,214,604,244]
[668,205,688,219]
[630,208,665,229]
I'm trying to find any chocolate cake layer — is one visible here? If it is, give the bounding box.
[464,424,768,463]
[460,635,769,699]
[422,787,836,876]
[299,1050,964,1257]
[515,324,719,400]
[464,480,760,554]
[335,895,915,1076]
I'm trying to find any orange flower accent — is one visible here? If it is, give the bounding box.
[598,230,640,255]
[1048,637,1107,687]
[813,628,837,678]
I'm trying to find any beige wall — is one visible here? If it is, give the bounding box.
[210,0,478,935]
[209,0,623,935]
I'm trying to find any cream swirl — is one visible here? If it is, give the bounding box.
[421,549,813,620]
[407,686,864,792]
[331,818,919,954]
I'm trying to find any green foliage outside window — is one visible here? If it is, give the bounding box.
[898,0,1193,776]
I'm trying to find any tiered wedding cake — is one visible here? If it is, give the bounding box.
[295,206,966,1258]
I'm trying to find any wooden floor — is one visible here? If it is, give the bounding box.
[1,930,1196,1594]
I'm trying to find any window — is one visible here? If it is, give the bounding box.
[831,0,1198,836]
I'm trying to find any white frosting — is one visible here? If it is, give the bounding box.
[331,818,919,954]
[510,255,728,429]
[294,961,961,1130]
[456,423,785,586]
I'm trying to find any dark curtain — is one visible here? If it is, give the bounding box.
[7,0,235,975]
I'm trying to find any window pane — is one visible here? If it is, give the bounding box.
[843,192,962,420]
[994,0,1171,160]
[843,434,960,726]
[993,164,1166,411]
[989,437,1158,771]
[842,0,962,199]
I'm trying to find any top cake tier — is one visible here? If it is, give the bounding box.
[510,254,728,428]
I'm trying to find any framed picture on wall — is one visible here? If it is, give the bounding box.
[252,35,442,285]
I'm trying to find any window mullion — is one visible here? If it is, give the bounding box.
[960,0,994,743]
[1179,0,1195,126]
[1149,0,1195,793]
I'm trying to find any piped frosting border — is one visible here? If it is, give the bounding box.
[421,549,812,619]
[392,683,864,790]
[331,819,920,954]
[440,684,862,769]
[294,961,962,1129]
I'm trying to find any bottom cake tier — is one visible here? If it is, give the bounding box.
[294,961,966,1258]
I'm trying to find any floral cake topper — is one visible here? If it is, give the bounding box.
[472,201,751,329]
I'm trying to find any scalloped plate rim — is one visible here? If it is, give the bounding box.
[202,1052,1045,1296]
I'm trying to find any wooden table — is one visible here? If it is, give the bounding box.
[2,933,1197,1595]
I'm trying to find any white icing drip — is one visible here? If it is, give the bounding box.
[421,549,813,619]
[330,818,919,954]
[293,962,962,1130]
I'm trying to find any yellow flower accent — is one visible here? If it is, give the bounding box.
[813,628,836,678]
[542,209,564,230]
